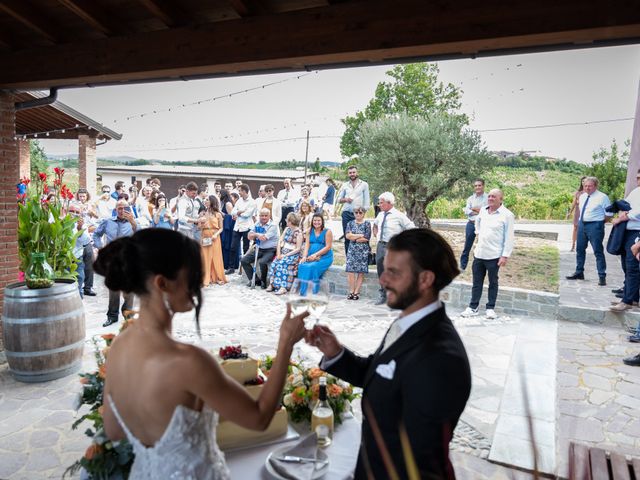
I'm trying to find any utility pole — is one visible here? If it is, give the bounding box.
[303,130,310,183]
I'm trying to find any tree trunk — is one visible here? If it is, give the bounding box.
[405,200,430,228]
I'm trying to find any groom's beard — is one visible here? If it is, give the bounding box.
[386,276,421,310]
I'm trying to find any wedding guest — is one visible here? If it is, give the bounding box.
[460,178,488,270]
[111,181,125,201]
[213,181,222,200]
[256,184,282,227]
[345,207,371,300]
[566,176,587,253]
[69,204,91,298]
[295,186,315,212]
[169,185,186,224]
[177,182,200,239]
[267,213,303,295]
[277,178,299,231]
[298,200,314,238]
[220,190,236,270]
[93,199,137,327]
[224,181,234,193]
[337,165,370,254]
[322,178,336,218]
[96,229,307,479]
[152,194,174,229]
[76,188,98,296]
[240,208,278,288]
[306,228,470,480]
[136,185,153,229]
[226,184,256,274]
[96,185,116,219]
[200,196,227,287]
[298,214,334,283]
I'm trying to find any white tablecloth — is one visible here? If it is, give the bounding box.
[225,417,361,479]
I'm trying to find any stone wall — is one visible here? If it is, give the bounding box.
[323,266,559,318]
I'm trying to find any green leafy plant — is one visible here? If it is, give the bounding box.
[17,168,79,282]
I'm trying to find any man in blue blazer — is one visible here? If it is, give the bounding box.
[307,229,471,479]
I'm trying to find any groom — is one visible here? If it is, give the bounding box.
[306,229,471,479]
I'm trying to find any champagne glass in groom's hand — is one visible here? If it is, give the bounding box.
[287,279,329,329]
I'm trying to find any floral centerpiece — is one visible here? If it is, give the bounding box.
[261,357,360,424]
[17,167,79,288]
[64,318,136,480]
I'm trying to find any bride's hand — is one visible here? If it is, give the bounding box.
[278,304,308,348]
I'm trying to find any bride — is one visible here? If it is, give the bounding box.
[94,228,307,479]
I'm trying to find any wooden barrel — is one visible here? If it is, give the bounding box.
[2,280,85,383]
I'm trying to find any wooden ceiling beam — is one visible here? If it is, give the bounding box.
[226,0,250,17]
[1,0,640,89]
[57,0,119,36]
[0,0,59,44]
[137,0,191,27]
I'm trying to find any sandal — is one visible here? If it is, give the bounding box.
[275,287,288,295]
[266,285,274,292]
[347,293,355,300]
[353,293,360,300]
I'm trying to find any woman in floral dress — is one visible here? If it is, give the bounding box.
[345,207,371,300]
[267,213,303,295]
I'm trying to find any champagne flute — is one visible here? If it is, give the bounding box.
[287,279,329,328]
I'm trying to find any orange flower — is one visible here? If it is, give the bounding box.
[292,386,307,404]
[101,333,115,346]
[308,367,326,380]
[98,364,107,379]
[84,443,103,460]
[79,376,89,384]
[328,384,343,397]
[310,383,320,401]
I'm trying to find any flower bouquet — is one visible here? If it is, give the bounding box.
[261,358,360,425]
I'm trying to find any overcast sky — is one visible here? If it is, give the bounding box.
[40,44,640,165]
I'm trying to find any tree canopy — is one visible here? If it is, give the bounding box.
[340,63,464,159]
[29,140,48,181]
[586,139,628,202]
[358,113,492,227]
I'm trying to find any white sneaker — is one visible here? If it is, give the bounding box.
[485,309,498,319]
[461,307,479,317]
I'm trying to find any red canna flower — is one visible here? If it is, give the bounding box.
[54,178,61,186]
[54,167,60,175]
[38,172,47,182]
[43,185,49,194]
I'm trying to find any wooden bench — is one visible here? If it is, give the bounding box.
[569,443,640,480]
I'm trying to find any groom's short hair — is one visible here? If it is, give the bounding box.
[387,228,460,293]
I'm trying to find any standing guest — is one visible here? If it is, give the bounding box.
[306,228,470,480]
[213,181,222,200]
[196,183,209,212]
[69,204,91,298]
[220,190,236,270]
[152,194,174,229]
[226,184,256,274]
[240,208,278,288]
[76,188,98,296]
[95,229,307,479]
[460,179,489,270]
[128,185,139,206]
[295,186,315,212]
[337,165,370,254]
[298,214,334,283]
[256,184,282,228]
[566,176,587,252]
[96,185,116,219]
[224,181,234,193]
[257,185,266,199]
[200,196,227,287]
[147,177,162,190]
[267,212,303,295]
[169,185,186,219]
[176,182,200,239]
[461,189,515,319]
[233,179,243,194]
[373,192,416,305]
[277,178,299,231]
[322,178,336,218]
[566,176,612,285]
[111,181,125,201]
[136,185,153,229]
[93,199,137,327]
[298,201,314,238]
[345,207,371,300]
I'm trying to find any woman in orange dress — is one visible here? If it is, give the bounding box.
[200,195,227,286]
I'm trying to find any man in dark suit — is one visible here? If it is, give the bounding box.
[307,229,471,479]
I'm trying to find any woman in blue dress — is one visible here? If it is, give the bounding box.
[345,207,371,300]
[220,190,237,269]
[152,194,174,229]
[297,214,334,285]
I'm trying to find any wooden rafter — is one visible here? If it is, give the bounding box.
[226,0,250,17]
[137,0,190,27]
[57,0,114,36]
[0,0,58,44]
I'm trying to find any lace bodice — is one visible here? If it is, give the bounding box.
[108,396,230,479]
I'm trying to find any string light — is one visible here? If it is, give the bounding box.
[478,117,634,133]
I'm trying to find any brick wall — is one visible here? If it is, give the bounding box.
[0,92,20,354]
[78,134,97,196]
[17,139,29,179]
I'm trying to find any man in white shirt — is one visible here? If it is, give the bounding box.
[461,189,515,319]
[176,182,200,239]
[226,184,256,274]
[460,178,489,270]
[566,176,612,285]
[337,165,370,254]
[95,185,116,219]
[305,228,470,479]
[372,192,415,304]
[277,178,299,231]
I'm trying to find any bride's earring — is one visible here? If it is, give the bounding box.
[162,292,174,317]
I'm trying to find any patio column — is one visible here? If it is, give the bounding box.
[625,79,640,197]
[0,92,20,355]
[17,139,29,180]
[78,134,97,196]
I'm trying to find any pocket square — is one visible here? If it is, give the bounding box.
[375,359,396,380]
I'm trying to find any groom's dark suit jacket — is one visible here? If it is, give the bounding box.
[325,306,471,480]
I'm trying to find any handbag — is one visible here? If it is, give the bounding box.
[368,251,376,265]
[201,237,213,247]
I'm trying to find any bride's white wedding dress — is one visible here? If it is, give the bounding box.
[108,396,231,479]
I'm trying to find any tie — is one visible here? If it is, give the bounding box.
[284,190,289,203]
[379,211,390,242]
[382,320,402,352]
[580,195,591,222]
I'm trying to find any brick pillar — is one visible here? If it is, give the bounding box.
[78,134,97,196]
[17,138,30,180]
[0,92,20,354]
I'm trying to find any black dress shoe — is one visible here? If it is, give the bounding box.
[83,289,97,296]
[622,354,640,366]
[566,273,585,280]
[598,276,607,286]
[616,292,624,298]
[612,288,624,294]
[246,280,262,287]
[225,268,235,275]
[103,318,118,327]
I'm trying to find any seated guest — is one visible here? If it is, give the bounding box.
[298,213,334,284]
[240,208,278,288]
[267,213,303,295]
[345,207,371,300]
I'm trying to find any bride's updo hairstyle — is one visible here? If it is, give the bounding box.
[94,229,203,328]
